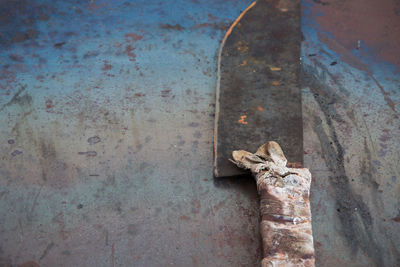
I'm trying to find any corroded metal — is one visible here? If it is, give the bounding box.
[214,0,302,177]
[231,141,315,266]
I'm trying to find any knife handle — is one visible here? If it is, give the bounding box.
[257,169,315,267]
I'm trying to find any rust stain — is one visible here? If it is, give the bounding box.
[125,45,137,61]
[191,21,230,30]
[179,215,190,221]
[272,81,279,86]
[238,115,248,125]
[237,41,248,53]
[45,99,53,110]
[310,0,400,68]
[101,60,112,71]
[391,211,400,222]
[124,33,143,42]
[239,60,247,66]
[159,23,185,31]
[269,66,281,71]
[257,106,263,111]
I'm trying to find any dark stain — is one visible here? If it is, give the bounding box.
[145,136,152,143]
[40,139,56,161]
[134,144,143,153]
[101,61,112,71]
[330,61,337,66]
[45,99,53,110]
[177,140,185,146]
[192,140,199,150]
[11,29,40,43]
[160,23,185,31]
[83,51,100,59]
[191,21,230,31]
[11,150,23,156]
[78,151,97,157]
[360,138,380,193]
[36,137,59,185]
[312,0,329,5]
[193,131,202,138]
[127,224,139,236]
[191,199,201,214]
[188,122,199,127]
[39,242,54,261]
[114,201,122,214]
[54,41,66,48]
[87,136,101,145]
[124,33,143,42]
[161,89,171,97]
[38,11,50,21]
[179,215,190,221]
[0,85,32,111]
[125,45,136,61]
[61,250,71,256]
[392,210,400,222]
[77,204,83,209]
[0,0,52,47]
[8,139,15,144]
[303,64,383,266]
[9,54,24,62]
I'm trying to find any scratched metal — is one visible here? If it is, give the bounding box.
[302,0,400,266]
[0,0,262,266]
[214,0,302,177]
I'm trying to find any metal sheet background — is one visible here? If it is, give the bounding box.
[0,0,399,266]
[303,0,400,266]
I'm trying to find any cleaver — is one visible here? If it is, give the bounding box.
[214,0,302,177]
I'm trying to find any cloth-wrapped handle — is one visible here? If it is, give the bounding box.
[258,170,315,267]
[231,141,315,267]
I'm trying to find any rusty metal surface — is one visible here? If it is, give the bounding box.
[0,1,262,266]
[302,0,400,266]
[214,0,302,177]
[0,0,399,266]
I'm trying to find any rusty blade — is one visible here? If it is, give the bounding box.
[214,0,302,177]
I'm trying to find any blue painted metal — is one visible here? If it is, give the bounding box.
[0,1,261,266]
[0,0,399,266]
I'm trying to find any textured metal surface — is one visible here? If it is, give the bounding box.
[0,1,262,266]
[302,0,400,266]
[0,0,399,266]
[214,0,302,177]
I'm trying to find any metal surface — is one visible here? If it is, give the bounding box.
[0,0,399,266]
[214,0,302,177]
[0,1,262,266]
[302,0,400,266]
